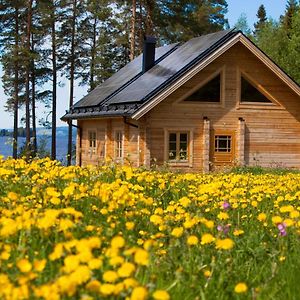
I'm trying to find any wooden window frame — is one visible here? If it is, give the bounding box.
[164,128,194,167]
[87,130,97,155]
[175,67,225,107]
[98,128,106,159]
[236,68,283,110]
[114,129,124,161]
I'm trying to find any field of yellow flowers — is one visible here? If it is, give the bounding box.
[1,157,300,300]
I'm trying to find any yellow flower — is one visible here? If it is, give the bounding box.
[152,290,170,300]
[117,262,136,278]
[111,236,125,249]
[234,282,248,293]
[100,283,115,296]
[257,213,267,222]
[215,238,234,250]
[126,221,135,230]
[203,269,211,278]
[171,227,184,238]
[201,233,215,245]
[217,212,229,220]
[88,258,102,269]
[103,270,119,283]
[134,249,149,266]
[150,215,163,225]
[130,286,148,300]
[272,216,283,224]
[86,280,101,292]
[17,259,32,273]
[33,259,47,272]
[187,235,198,246]
[233,229,244,236]
[123,278,139,289]
[50,197,61,205]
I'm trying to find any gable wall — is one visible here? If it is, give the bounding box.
[145,42,300,170]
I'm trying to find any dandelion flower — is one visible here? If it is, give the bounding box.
[201,233,215,245]
[187,235,198,246]
[153,290,170,300]
[215,238,234,250]
[17,259,32,273]
[130,286,148,300]
[234,282,248,293]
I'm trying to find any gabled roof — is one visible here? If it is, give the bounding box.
[62,29,300,121]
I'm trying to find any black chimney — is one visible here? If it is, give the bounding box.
[142,36,156,73]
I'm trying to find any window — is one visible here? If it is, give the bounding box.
[168,132,188,161]
[184,74,221,102]
[241,76,272,103]
[88,131,96,154]
[115,131,123,159]
[98,129,106,158]
[214,135,232,153]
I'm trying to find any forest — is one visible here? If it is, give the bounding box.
[0,0,299,165]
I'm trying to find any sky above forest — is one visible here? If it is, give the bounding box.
[0,0,287,129]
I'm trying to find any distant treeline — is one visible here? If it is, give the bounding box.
[0,128,29,137]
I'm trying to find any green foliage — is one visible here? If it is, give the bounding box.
[254,3,300,85]
[234,13,251,37]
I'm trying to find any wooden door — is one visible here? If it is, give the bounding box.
[210,130,235,167]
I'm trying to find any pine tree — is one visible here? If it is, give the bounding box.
[234,13,251,36]
[254,4,267,36]
[0,0,26,158]
[58,0,85,165]
[282,0,299,32]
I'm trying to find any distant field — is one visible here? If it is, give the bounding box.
[1,158,300,299]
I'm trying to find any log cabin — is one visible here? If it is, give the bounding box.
[62,29,300,171]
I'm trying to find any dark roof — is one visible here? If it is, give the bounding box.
[62,29,238,121]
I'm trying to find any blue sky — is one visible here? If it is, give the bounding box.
[0,0,287,129]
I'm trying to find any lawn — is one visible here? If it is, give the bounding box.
[1,157,300,299]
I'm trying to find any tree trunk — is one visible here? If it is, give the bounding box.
[145,0,154,36]
[31,33,37,156]
[138,0,144,54]
[13,6,19,159]
[67,0,77,166]
[90,16,97,91]
[25,0,33,159]
[130,0,136,61]
[51,0,57,160]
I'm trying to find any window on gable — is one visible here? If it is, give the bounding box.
[168,132,188,161]
[184,74,221,102]
[241,76,272,103]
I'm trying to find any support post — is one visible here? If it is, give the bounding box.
[203,117,210,173]
[237,117,245,166]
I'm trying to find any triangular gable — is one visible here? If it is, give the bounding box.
[132,33,300,120]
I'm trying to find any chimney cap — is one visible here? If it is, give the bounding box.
[144,35,156,44]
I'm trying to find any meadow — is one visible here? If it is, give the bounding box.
[1,157,300,300]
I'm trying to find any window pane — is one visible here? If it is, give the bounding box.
[169,133,176,142]
[241,77,272,103]
[215,135,231,153]
[184,74,220,102]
